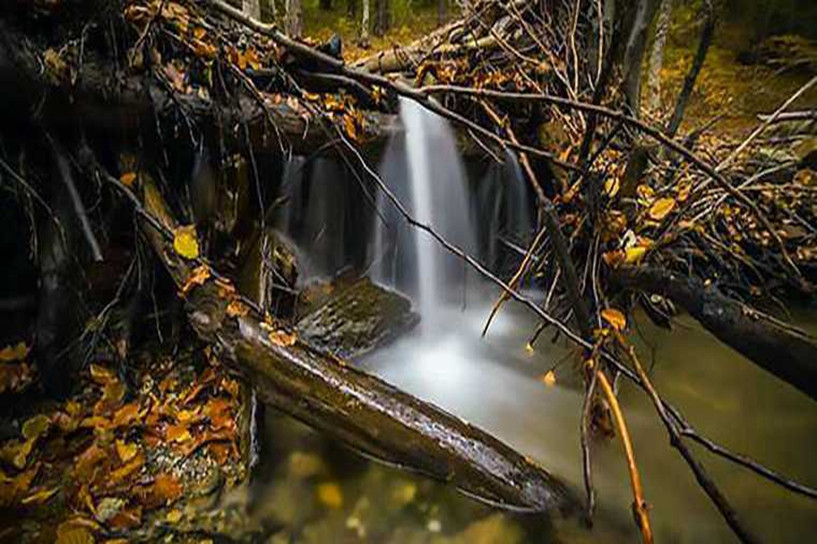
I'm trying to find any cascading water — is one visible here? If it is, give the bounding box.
[371,97,475,323]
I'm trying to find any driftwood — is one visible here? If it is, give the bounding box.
[135,176,577,514]
[613,266,817,402]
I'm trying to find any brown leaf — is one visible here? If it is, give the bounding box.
[0,342,29,362]
[119,172,137,187]
[109,453,144,485]
[112,403,141,429]
[541,370,557,387]
[152,473,183,505]
[165,423,192,444]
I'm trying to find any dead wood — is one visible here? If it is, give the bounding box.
[613,266,817,403]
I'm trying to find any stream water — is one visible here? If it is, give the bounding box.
[260,99,817,543]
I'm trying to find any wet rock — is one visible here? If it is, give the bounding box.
[296,277,419,360]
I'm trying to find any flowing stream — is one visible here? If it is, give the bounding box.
[261,99,817,543]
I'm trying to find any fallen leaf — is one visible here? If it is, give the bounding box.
[317,482,343,509]
[55,525,95,544]
[153,473,183,504]
[541,370,557,387]
[109,453,144,484]
[173,225,200,260]
[166,509,183,523]
[22,414,51,441]
[21,486,59,505]
[0,342,29,362]
[165,423,192,443]
[112,402,141,428]
[648,197,676,221]
[601,308,627,331]
[89,364,116,385]
[115,440,139,463]
[624,246,647,264]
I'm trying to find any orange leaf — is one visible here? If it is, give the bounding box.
[180,264,210,296]
[153,473,183,504]
[601,308,627,331]
[269,330,296,347]
[541,370,556,387]
[120,172,137,187]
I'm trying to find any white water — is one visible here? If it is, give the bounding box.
[371,97,475,324]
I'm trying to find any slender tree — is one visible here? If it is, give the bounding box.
[244,0,261,19]
[361,0,371,45]
[373,0,390,37]
[285,0,303,38]
[646,0,672,114]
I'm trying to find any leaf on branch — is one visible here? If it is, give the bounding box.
[268,329,297,347]
[173,226,200,260]
[180,265,210,296]
[601,308,627,331]
[119,172,137,187]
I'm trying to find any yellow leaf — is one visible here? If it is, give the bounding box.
[343,114,357,140]
[22,414,50,440]
[115,440,138,463]
[624,246,647,264]
[648,197,676,221]
[119,172,137,187]
[269,330,296,347]
[55,526,95,544]
[166,509,183,523]
[317,482,343,509]
[0,342,29,362]
[601,308,627,331]
[541,370,556,387]
[173,226,200,260]
[21,486,59,505]
[604,177,620,198]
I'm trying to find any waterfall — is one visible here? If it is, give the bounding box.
[371,98,475,323]
[474,150,533,276]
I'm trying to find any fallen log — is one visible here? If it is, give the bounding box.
[613,266,817,403]
[0,21,398,155]
[135,176,577,514]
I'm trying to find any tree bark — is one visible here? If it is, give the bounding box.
[373,0,390,37]
[243,0,261,20]
[613,266,817,403]
[285,0,303,38]
[665,0,715,137]
[645,0,672,114]
[361,0,370,44]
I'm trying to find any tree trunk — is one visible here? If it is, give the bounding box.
[613,266,817,403]
[645,0,672,114]
[320,0,332,10]
[621,0,660,116]
[347,0,357,18]
[361,0,370,44]
[285,0,302,38]
[373,0,390,37]
[437,0,446,26]
[243,0,261,20]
